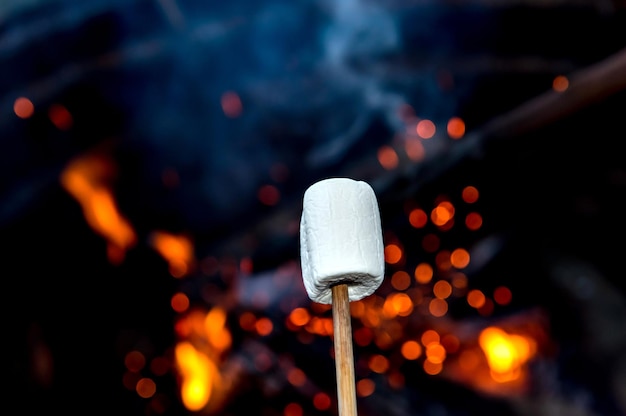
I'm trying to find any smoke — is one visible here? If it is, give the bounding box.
[0,0,490,233]
[120,0,415,231]
[307,0,405,165]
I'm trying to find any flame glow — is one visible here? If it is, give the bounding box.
[150,231,195,277]
[60,152,137,264]
[174,307,232,412]
[479,327,537,382]
[175,341,220,411]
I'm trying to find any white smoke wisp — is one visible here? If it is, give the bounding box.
[308,0,408,166]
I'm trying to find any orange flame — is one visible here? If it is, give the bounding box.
[478,326,537,382]
[175,341,220,411]
[174,307,232,412]
[60,152,136,264]
[149,231,195,278]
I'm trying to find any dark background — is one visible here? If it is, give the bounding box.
[2,0,626,415]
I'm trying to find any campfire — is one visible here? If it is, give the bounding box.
[4,1,626,416]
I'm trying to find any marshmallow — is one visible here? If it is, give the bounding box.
[299,177,385,304]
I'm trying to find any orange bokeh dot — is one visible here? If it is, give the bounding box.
[450,248,470,268]
[423,359,443,375]
[387,292,413,317]
[14,97,35,119]
[409,208,428,228]
[368,354,390,374]
[170,292,190,313]
[433,280,452,299]
[401,340,422,360]
[239,311,256,331]
[429,298,448,317]
[421,329,440,346]
[416,119,436,139]
[404,138,425,161]
[465,212,483,230]
[462,186,479,203]
[391,270,411,290]
[287,368,307,386]
[493,286,512,305]
[136,377,157,399]
[447,117,465,139]
[125,350,146,372]
[356,379,376,397]
[431,206,452,226]
[425,343,447,364]
[289,307,311,326]
[284,402,303,416]
[255,317,273,336]
[388,371,405,389]
[384,244,403,264]
[414,262,433,284]
[313,392,331,410]
[48,104,73,130]
[467,289,486,308]
[378,145,399,170]
[552,75,569,92]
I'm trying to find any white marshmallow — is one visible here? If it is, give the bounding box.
[299,177,385,304]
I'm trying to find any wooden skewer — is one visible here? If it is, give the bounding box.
[332,283,358,416]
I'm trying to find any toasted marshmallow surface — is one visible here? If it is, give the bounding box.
[299,177,384,304]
